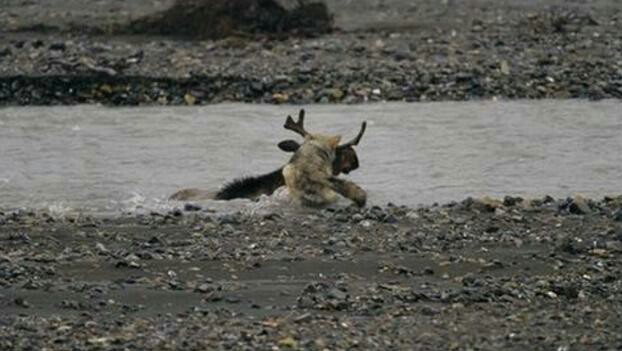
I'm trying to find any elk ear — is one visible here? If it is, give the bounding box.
[328,135,341,149]
[278,140,300,152]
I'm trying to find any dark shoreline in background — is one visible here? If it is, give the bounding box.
[1,67,619,107]
[1,195,622,349]
[1,0,621,106]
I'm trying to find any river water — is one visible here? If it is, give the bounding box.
[1,100,620,215]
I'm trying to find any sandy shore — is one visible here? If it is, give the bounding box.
[1,0,621,105]
[1,196,622,349]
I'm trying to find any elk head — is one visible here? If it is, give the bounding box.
[279,109,366,175]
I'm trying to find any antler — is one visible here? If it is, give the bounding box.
[338,121,367,149]
[283,109,309,138]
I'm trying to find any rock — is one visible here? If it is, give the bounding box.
[184,203,202,211]
[500,60,511,75]
[568,195,591,215]
[95,242,109,255]
[323,88,344,102]
[278,336,298,349]
[272,92,289,103]
[195,283,219,293]
[184,93,197,105]
[126,0,333,39]
[503,196,523,207]
[31,40,44,49]
[14,297,30,308]
[49,42,66,51]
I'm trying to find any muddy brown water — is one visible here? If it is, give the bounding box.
[0,100,620,215]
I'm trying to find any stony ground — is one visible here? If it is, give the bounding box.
[2,196,622,350]
[2,1,622,349]
[1,0,621,105]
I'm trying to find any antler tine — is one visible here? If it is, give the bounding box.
[338,121,367,149]
[284,109,309,138]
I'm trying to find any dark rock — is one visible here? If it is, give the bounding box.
[126,0,333,39]
[12,40,25,49]
[195,283,219,293]
[31,40,44,49]
[14,297,30,308]
[567,195,592,215]
[184,203,202,211]
[49,42,66,51]
[503,196,523,207]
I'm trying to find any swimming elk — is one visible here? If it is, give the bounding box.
[169,109,366,206]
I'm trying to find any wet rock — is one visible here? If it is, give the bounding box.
[278,336,298,349]
[49,42,66,51]
[562,195,592,215]
[556,237,589,255]
[297,282,351,311]
[184,203,202,211]
[12,40,25,49]
[31,39,44,49]
[14,297,30,308]
[195,282,219,294]
[503,196,523,207]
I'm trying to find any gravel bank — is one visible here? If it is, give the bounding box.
[1,0,621,105]
[1,196,622,349]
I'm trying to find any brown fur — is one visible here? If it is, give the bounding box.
[169,142,362,202]
[170,109,367,205]
[282,130,366,207]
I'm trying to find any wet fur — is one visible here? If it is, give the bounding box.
[169,145,360,202]
[214,168,284,200]
[283,134,367,207]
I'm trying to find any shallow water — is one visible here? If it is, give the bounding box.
[0,100,620,214]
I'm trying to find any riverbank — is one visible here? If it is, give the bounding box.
[1,0,621,105]
[1,196,622,349]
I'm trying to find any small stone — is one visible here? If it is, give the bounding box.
[503,196,523,206]
[49,42,66,51]
[15,297,30,308]
[31,39,44,49]
[272,93,289,103]
[184,93,196,105]
[568,195,591,215]
[95,242,109,254]
[326,88,344,101]
[184,203,202,211]
[500,60,510,75]
[278,336,298,349]
[195,283,215,293]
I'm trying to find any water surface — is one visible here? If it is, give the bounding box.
[1,100,620,214]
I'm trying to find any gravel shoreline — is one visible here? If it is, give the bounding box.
[1,196,622,349]
[1,0,621,105]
